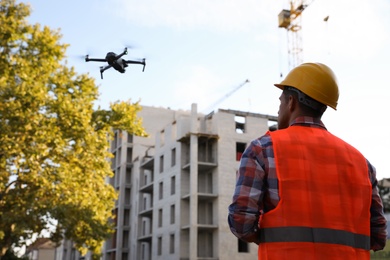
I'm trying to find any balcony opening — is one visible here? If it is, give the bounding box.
[236,142,246,161]
[238,239,249,253]
[235,115,246,134]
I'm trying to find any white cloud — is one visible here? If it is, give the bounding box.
[112,0,280,32]
[302,0,390,62]
[170,65,230,112]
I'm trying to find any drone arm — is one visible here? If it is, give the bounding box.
[124,60,142,65]
[100,65,112,79]
[115,47,128,60]
[100,65,112,72]
[85,57,107,62]
[123,59,146,72]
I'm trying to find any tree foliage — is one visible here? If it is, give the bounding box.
[0,0,147,256]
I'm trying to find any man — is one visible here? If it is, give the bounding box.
[228,62,387,259]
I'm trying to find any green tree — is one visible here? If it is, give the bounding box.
[0,0,147,257]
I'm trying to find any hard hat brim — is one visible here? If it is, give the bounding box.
[274,84,288,90]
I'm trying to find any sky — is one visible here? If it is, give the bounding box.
[24,0,390,180]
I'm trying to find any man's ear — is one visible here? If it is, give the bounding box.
[288,95,297,112]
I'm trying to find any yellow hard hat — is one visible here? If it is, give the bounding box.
[274,62,339,110]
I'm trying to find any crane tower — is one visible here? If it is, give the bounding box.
[278,0,313,70]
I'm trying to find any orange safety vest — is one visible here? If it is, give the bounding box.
[258,126,372,260]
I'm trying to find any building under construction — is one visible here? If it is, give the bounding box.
[98,104,277,260]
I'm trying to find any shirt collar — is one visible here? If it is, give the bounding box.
[290,116,327,130]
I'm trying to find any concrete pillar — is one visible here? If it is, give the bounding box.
[189,103,198,260]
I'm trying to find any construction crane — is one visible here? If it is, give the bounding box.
[203,79,250,114]
[278,0,314,71]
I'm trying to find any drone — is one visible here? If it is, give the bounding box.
[85,47,146,79]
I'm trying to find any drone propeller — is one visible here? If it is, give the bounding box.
[67,54,89,61]
[122,42,136,49]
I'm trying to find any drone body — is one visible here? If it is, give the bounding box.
[85,47,146,79]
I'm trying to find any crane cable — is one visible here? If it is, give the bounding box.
[202,79,250,114]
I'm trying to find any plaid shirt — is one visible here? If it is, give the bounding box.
[228,116,387,251]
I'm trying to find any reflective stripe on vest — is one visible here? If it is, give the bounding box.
[259,226,370,250]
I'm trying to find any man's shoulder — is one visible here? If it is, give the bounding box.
[251,132,273,148]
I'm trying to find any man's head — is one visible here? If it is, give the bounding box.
[274,62,339,129]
